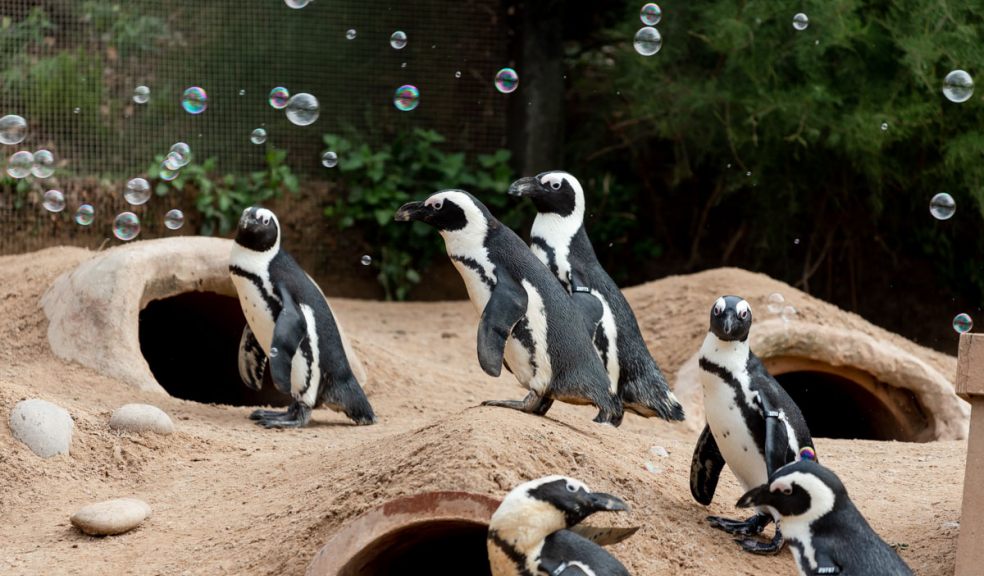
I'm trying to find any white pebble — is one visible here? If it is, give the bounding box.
[70,498,151,536]
[109,404,174,435]
[650,445,670,458]
[8,399,73,458]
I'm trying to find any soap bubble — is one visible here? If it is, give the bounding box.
[640,3,661,25]
[930,193,956,220]
[285,93,320,126]
[346,29,357,40]
[163,151,184,171]
[0,115,27,145]
[792,13,809,31]
[250,128,267,145]
[181,87,208,114]
[160,167,179,181]
[239,89,246,96]
[322,150,338,168]
[74,204,94,226]
[42,190,65,213]
[164,209,185,230]
[880,122,888,131]
[767,292,785,314]
[31,149,55,178]
[73,107,80,114]
[633,27,662,56]
[454,70,461,79]
[270,346,279,358]
[953,313,973,334]
[781,305,798,323]
[393,85,420,111]
[943,70,974,103]
[6,151,33,178]
[269,87,290,110]
[494,68,520,93]
[284,0,310,8]
[133,85,150,104]
[124,177,151,205]
[113,212,141,241]
[361,255,372,266]
[390,31,407,50]
[168,142,191,167]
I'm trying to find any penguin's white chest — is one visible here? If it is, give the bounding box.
[231,272,277,353]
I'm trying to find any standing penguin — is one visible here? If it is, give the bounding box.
[394,190,623,425]
[488,475,635,576]
[509,172,684,422]
[737,460,914,575]
[690,295,817,553]
[230,207,376,428]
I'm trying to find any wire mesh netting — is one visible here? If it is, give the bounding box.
[0,0,509,256]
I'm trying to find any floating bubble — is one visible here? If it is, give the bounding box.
[943,70,974,103]
[268,87,290,110]
[160,167,179,182]
[270,346,279,358]
[322,150,338,168]
[393,85,420,111]
[930,192,956,220]
[133,85,150,104]
[73,107,80,114]
[113,212,141,241]
[880,122,888,131]
[74,204,94,226]
[31,149,55,178]
[6,151,33,178]
[42,190,65,213]
[361,255,372,266]
[181,86,208,114]
[767,292,785,314]
[390,31,407,50]
[401,62,407,68]
[640,3,661,25]
[953,313,973,334]
[0,115,27,145]
[285,93,320,126]
[781,305,797,323]
[284,0,310,8]
[633,26,662,56]
[250,128,267,145]
[163,151,184,171]
[164,209,185,230]
[239,89,246,96]
[454,70,461,79]
[346,29,357,40]
[494,68,519,93]
[792,13,809,31]
[124,177,151,205]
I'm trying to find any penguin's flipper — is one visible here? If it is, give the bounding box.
[539,530,631,576]
[270,288,307,395]
[690,424,725,505]
[477,274,528,377]
[813,551,842,574]
[571,286,603,334]
[759,394,790,478]
[237,325,268,391]
[569,525,640,546]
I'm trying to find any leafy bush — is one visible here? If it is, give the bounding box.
[323,128,522,300]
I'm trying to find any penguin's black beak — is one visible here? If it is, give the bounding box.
[736,484,771,509]
[722,314,736,336]
[508,176,541,198]
[394,201,425,222]
[586,492,629,513]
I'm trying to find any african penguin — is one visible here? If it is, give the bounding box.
[690,295,816,554]
[394,190,623,425]
[737,460,914,576]
[230,207,376,428]
[509,171,685,422]
[488,475,633,576]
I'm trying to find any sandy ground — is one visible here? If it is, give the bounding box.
[0,246,965,575]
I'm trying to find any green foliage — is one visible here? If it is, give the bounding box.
[149,146,299,236]
[0,175,36,210]
[80,1,173,56]
[323,128,521,300]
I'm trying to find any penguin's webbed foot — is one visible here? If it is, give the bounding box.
[735,528,784,555]
[481,392,553,415]
[249,409,290,421]
[251,402,312,429]
[707,513,771,536]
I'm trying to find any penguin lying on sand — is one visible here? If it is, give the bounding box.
[488,475,636,576]
[230,207,376,428]
[394,190,624,425]
[690,295,817,553]
[737,460,914,576]
[509,171,685,422]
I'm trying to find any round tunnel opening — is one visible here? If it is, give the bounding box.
[773,369,929,442]
[338,520,491,576]
[139,291,288,407]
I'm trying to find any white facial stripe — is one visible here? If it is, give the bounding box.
[775,471,837,572]
[255,208,275,222]
[713,297,726,312]
[736,299,751,316]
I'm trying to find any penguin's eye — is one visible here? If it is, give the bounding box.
[550,180,562,190]
[565,482,578,493]
[431,199,444,210]
[738,309,749,320]
[781,487,793,496]
[712,305,724,316]
[261,216,271,225]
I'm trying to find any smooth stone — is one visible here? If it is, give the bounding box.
[109,404,174,435]
[70,498,151,536]
[8,399,73,458]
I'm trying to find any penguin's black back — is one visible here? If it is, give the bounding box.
[746,352,814,460]
[804,499,914,575]
[539,530,630,576]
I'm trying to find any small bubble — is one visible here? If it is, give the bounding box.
[781,305,797,323]
[361,255,372,266]
[239,89,246,96]
[113,212,141,241]
[6,151,33,178]
[745,171,752,177]
[169,142,191,167]
[346,29,357,40]
[633,26,662,56]
[390,30,407,50]
[250,128,268,145]
[393,85,420,111]
[0,115,27,145]
[794,238,801,245]
[124,177,151,205]
[401,62,407,68]
[74,204,94,226]
[31,149,55,178]
[285,93,320,126]
[767,293,785,314]
[880,122,888,131]
[133,85,150,104]
[164,209,185,230]
[454,70,461,79]
[42,190,65,213]
[284,0,310,8]
[270,346,279,358]
[181,86,208,114]
[930,193,956,220]
[269,87,290,110]
[640,3,661,25]
[792,13,809,31]
[943,70,974,103]
[163,151,184,171]
[953,313,973,334]
[494,68,520,93]
[160,167,179,182]
[322,150,338,168]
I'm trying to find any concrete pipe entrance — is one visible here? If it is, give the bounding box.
[306,492,500,576]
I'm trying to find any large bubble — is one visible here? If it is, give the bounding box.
[494,68,520,93]
[269,87,290,110]
[181,86,208,114]
[633,27,662,56]
[31,149,55,178]
[284,0,310,8]
[133,85,150,104]
[953,313,973,334]
[124,177,151,205]
[393,85,420,111]
[640,3,661,25]
[943,70,974,103]
[390,31,407,50]
[6,151,33,179]
[164,209,185,230]
[169,142,191,167]
[42,190,65,213]
[285,93,320,126]
[113,212,141,241]
[74,204,95,226]
[0,115,27,145]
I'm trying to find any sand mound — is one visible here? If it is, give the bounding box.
[0,246,965,575]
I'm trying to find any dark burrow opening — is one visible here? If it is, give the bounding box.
[139,291,288,407]
[338,520,491,576]
[774,370,928,442]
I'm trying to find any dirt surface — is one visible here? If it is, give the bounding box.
[0,246,966,575]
